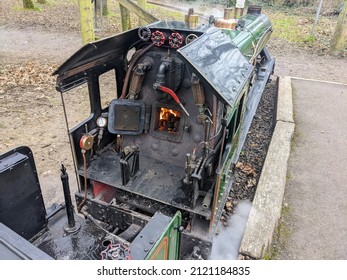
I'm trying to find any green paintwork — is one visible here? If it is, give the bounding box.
[223,14,272,60]
[210,84,249,230]
[209,14,272,221]
[146,211,182,260]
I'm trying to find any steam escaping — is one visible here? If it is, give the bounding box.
[210,200,252,260]
[157,0,225,19]
[185,0,225,19]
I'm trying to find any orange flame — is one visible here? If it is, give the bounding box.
[159,108,181,120]
[158,107,181,133]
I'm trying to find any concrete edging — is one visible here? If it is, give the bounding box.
[238,76,295,259]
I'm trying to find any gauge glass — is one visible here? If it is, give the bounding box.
[96,117,107,128]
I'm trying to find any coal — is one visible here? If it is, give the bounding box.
[223,78,277,222]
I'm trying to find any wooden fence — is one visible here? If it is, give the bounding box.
[79,0,159,44]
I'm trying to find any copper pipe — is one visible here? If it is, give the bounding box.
[77,151,88,213]
[120,44,154,99]
[212,95,217,137]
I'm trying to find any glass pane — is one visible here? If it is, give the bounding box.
[99,69,117,109]
[63,83,90,129]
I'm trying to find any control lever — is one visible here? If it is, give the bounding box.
[60,163,80,234]
[156,85,190,116]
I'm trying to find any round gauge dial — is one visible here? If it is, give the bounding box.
[96,116,107,128]
[185,33,198,45]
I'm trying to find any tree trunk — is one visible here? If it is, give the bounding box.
[330,1,347,55]
[23,0,35,9]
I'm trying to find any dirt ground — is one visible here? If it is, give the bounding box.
[0,1,346,211]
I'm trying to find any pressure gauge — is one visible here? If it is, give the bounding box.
[96,116,107,128]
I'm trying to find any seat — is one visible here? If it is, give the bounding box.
[0,146,47,241]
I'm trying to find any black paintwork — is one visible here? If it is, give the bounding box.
[0,146,47,240]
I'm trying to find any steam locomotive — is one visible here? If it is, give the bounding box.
[0,5,274,260]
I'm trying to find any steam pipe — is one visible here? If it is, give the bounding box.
[154,61,169,88]
[217,118,227,172]
[211,95,217,142]
[204,119,211,155]
[183,153,192,185]
[202,187,213,209]
[128,60,152,99]
[120,43,154,99]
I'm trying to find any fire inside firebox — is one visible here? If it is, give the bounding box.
[157,107,181,134]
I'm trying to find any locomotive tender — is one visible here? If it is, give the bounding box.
[0,5,274,260]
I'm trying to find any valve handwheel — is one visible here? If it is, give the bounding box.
[100,242,131,260]
[169,32,183,48]
[151,30,165,47]
[138,26,151,41]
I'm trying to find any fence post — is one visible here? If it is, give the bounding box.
[79,0,95,44]
[311,0,323,37]
[120,4,132,31]
[137,0,147,26]
[116,0,158,23]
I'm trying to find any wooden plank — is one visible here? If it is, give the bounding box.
[120,4,132,31]
[116,0,158,23]
[137,0,147,26]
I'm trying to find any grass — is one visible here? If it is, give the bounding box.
[271,15,305,43]
[264,6,337,52]
[146,3,184,21]
[262,203,291,260]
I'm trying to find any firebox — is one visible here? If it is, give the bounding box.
[150,103,185,142]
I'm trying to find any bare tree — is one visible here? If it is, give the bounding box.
[330,1,347,55]
[23,0,35,9]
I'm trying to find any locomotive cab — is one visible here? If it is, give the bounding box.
[0,5,275,260]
